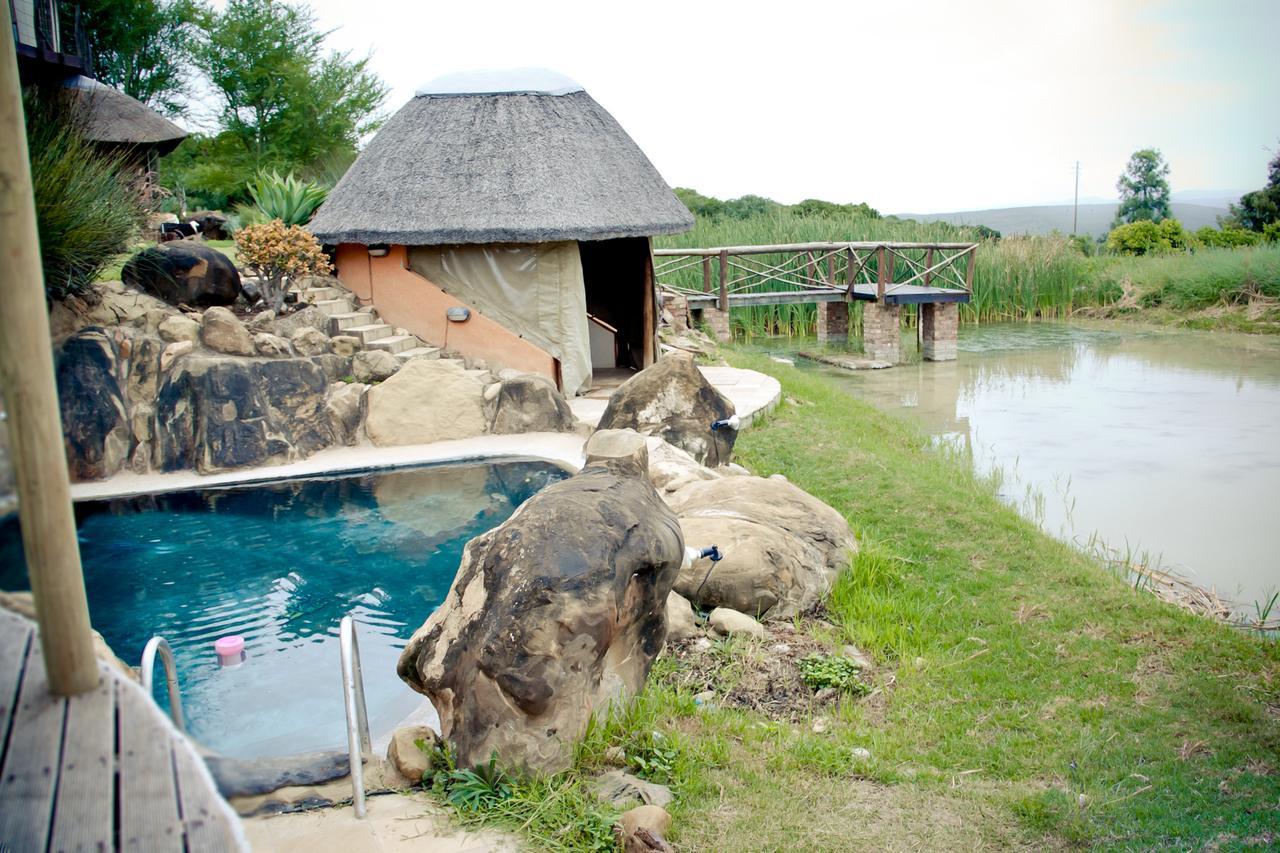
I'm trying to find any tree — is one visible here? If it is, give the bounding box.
[190,0,386,176]
[1114,148,1171,225]
[1228,145,1280,232]
[80,0,196,115]
[1106,218,1190,255]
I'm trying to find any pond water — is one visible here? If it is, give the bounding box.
[773,323,1280,611]
[0,459,569,758]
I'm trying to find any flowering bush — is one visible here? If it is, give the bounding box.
[235,220,332,312]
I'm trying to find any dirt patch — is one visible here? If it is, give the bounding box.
[659,623,877,722]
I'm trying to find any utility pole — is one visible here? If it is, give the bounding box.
[1072,161,1080,235]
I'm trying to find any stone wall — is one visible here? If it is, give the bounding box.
[921,302,959,361]
[862,302,901,363]
[815,302,849,344]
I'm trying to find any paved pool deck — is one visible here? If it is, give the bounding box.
[568,365,781,427]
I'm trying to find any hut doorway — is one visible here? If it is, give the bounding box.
[579,237,655,380]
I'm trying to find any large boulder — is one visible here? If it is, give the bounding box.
[56,328,130,480]
[397,430,684,774]
[200,307,255,356]
[154,356,335,473]
[121,243,241,307]
[597,353,736,466]
[667,476,857,619]
[324,382,368,445]
[365,359,486,447]
[488,374,576,434]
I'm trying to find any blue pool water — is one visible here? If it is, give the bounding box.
[0,459,568,758]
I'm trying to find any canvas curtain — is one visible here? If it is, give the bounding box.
[408,242,592,396]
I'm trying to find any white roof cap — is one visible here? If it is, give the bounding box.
[416,68,584,97]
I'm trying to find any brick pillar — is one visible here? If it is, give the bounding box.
[815,301,849,344]
[861,302,901,363]
[696,306,732,343]
[921,302,959,361]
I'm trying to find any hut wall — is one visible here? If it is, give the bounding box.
[334,244,559,383]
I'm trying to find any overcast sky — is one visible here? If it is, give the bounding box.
[303,0,1278,213]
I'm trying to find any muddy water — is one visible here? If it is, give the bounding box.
[791,323,1280,610]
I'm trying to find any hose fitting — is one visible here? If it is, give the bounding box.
[710,414,741,432]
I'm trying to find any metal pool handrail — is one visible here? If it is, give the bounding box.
[340,615,373,818]
[140,636,186,733]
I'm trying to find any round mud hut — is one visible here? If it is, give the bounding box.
[308,69,694,395]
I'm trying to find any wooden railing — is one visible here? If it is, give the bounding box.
[653,241,977,310]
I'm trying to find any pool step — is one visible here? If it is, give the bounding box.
[314,297,354,316]
[367,334,419,355]
[347,323,393,344]
[394,346,442,363]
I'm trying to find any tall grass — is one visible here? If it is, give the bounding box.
[655,211,1110,337]
[1098,245,1280,310]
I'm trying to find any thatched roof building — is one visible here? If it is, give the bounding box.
[63,76,187,156]
[310,70,693,395]
[309,70,693,245]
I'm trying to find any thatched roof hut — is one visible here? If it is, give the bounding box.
[63,76,186,156]
[310,70,693,395]
[309,70,693,245]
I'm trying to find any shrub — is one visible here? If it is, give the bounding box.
[234,220,331,312]
[1106,218,1193,255]
[25,90,146,299]
[797,653,870,695]
[247,170,329,226]
[1195,226,1260,249]
[1263,222,1280,243]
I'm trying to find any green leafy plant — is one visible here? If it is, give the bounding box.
[444,754,513,812]
[624,730,678,784]
[798,653,870,695]
[246,170,329,226]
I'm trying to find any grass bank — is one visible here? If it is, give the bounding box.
[440,353,1279,851]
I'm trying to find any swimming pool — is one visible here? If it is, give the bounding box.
[0,459,569,758]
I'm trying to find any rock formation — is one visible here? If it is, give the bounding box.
[55,328,130,479]
[597,354,736,466]
[397,430,684,774]
[121,243,242,307]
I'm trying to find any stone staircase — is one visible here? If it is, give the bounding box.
[298,283,443,363]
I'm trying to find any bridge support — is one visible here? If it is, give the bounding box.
[862,302,901,363]
[696,306,732,342]
[815,301,848,344]
[921,303,958,361]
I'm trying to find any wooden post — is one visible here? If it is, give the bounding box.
[0,2,99,696]
[876,246,887,303]
[718,249,729,312]
[701,256,711,293]
[826,253,835,285]
[845,247,856,297]
[924,247,935,288]
[964,245,976,293]
[805,251,816,285]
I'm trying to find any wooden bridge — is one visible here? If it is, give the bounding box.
[653,241,977,311]
[654,241,978,361]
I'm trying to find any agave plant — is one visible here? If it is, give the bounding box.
[246,170,329,226]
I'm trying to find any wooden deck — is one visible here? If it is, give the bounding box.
[0,608,246,852]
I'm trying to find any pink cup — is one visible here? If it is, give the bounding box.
[215,635,246,667]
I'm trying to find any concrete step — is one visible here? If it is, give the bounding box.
[394,346,442,363]
[329,311,375,333]
[367,334,419,355]
[301,286,342,303]
[347,323,392,344]
[315,298,353,316]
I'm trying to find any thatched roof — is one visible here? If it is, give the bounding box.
[309,72,694,245]
[64,77,187,153]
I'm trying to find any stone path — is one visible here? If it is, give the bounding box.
[568,365,781,428]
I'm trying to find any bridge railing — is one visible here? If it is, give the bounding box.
[653,242,977,311]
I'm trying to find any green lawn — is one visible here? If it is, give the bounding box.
[425,351,1280,850]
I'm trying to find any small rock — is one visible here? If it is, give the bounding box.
[618,805,674,853]
[812,718,829,734]
[144,308,170,334]
[694,690,716,707]
[158,314,200,344]
[771,643,791,655]
[842,645,872,669]
[352,349,398,383]
[246,309,276,331]
[814,687,839,704]
[604,745,626,765]
[159,340,193,371]
[386,725,437,783]
[851,747,871,760]
[290,326,331,356]
[693,637,713,652]
[665,590,698,642]
[483,382,502,402]
[330,334,361,357]
[592,770,673,808]
[708,607,766,639]
[253,332,292,357]
[200,306,254,356]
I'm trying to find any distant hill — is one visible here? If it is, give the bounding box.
[894,202,1229,238]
